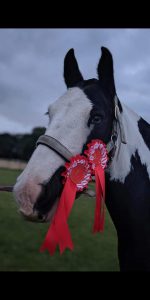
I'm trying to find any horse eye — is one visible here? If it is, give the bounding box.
[44,111,49,116]
[91,115,102,124]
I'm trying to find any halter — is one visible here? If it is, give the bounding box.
[36,95,127,254]
[36,95,127,162]
[0,96,126,194]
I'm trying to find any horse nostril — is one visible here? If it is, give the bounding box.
[38,213,45,221]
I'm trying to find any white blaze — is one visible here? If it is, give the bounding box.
[14,87,92,209]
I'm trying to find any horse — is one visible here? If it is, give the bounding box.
[12,46,150,271]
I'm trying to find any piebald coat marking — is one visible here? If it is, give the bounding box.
[108,103,150,183]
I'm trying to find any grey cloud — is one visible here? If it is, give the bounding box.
[0,29,150,133]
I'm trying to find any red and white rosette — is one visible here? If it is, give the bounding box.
[85,140,108,233]
[64,156,92,191]
[84,139,108,172]
[40,155,92,255]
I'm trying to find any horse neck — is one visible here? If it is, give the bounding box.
[107,102,150,183]
[106,103,150,271]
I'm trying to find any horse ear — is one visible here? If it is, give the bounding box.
[97,47,116,97]
[64,48,84,88]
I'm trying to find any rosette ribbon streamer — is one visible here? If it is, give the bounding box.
[85,140,108,233]
[40,155,92,255]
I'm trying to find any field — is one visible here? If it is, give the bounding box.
[0,168,119,271]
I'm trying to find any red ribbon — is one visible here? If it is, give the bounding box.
[40,155,92,255]
[40,178,76,255]
[93,166,105,232]
[84,140,108,233]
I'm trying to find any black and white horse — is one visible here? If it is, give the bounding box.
[13,47,150,271]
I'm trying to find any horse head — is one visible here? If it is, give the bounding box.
[13,47,118,223]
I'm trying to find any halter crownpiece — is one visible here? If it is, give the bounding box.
[114,95,127,145]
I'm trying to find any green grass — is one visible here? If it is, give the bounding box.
[0,168,119,271]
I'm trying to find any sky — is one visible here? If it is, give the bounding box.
[0,28,150,134]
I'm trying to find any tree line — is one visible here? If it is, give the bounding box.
[0,127,46,161]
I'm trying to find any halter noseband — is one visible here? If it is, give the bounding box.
[36,135,73,162]
[36,95,127,162]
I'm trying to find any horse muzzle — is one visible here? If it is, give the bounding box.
[19,208,46,222]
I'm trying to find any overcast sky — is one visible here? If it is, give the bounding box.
[0,28,150,134]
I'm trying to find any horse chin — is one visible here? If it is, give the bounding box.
[19,197,59,224]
